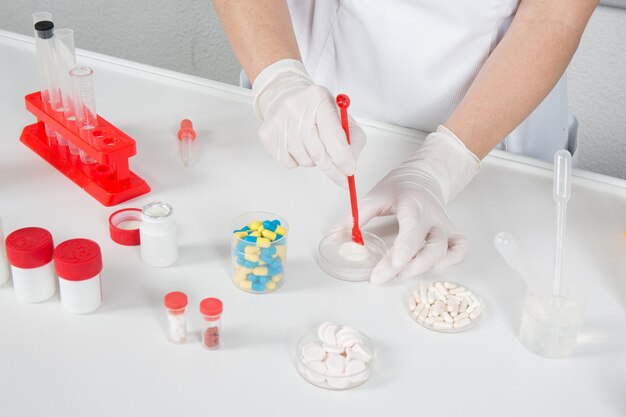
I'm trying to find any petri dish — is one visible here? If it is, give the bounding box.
[405,281,485,333]
[317,229,387,282]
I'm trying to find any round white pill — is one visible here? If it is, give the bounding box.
[326,353,347,373]
[302,342,326,362]
[317,322,333,341]
[322,323,339,345]
[322,343,344,354]
[351,342,374,363]
[327,377,351,389]
[338,241,371,262]
[305,360,327,383]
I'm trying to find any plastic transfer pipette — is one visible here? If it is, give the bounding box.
[552,149,572,296]
[177,119,196,167]
[336,94,364,246]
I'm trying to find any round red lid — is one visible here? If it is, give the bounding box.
[54,239,103,281]
[5,227,54,268]
[164,291,188,310]
[200,297,223,317]
[108,208,141,246]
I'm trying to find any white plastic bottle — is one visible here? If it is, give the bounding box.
[5,227,56,302]
[0,218,11,286]
[140,202,178,267]
[54,238,103,314]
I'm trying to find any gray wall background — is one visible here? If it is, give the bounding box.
[1,1,624,179]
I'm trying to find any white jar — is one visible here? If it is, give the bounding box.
[140,202,178,267]
[0,218,11,286]
[54,238,103,314]
[5,227,56,302]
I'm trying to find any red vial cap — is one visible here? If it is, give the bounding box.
[200,297,223,317]
[5,227,54,269]
[164,291,188,310]
[108,208,141,246]
[54,239,103,281]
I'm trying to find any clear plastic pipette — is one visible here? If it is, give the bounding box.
[177,119,196,167]
[552,150,572,296]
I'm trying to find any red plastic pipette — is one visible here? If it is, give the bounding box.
[336,94,364,246]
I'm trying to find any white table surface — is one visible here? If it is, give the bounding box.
[1,30,625,417]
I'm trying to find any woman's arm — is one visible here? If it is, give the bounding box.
[445,0,598,159]
[211,0,301,82]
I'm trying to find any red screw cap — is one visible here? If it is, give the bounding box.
[54,239,103,281]
[164,291,188,310]
[5,227,54,269]
[200,297,223,317]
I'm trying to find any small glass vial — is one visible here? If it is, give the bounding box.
[4,227,56,302]
[200,298,223,350]
[54,238,103,314]
[164,291,188,343]
[139,202,178,267]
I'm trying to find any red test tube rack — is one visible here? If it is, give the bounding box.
[19,91,150,206]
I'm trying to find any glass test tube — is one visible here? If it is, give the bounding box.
[34,20,65,145]
[70,66,98,164]
[54,28,81,156]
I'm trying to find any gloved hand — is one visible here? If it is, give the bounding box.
[253,59,366,186]
[333,126,480,285]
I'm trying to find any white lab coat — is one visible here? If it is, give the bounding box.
[283,0,575,162]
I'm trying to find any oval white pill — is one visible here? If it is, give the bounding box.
[413,302,426,317]
[409,296,417,311]
[419,286,428,305]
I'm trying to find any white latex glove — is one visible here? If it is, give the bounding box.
[334,126,480,285]
[253,59,366,186]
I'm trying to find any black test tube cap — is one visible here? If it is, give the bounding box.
[34,21,54,39]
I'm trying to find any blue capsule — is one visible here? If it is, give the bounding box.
[259,276,270,285]
[261,246,277,256]
[268,264,283,275]
[249,274,261,283]
[251,282,266,292]
[262,220,277,232]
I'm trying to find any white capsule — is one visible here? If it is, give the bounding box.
[454,318,472,329]
[467,303,478,314]
[408,296,417,311]
[454,312,469,322]
[459,299,469,313]
[470,306,483,320]
[433,321,453,330]
[449,287,466,295]
[419,286,428,305]
[450,311,458,317]
[440,310,453,323]
[435,282,447,294]
[413,302,426,317]
[443,282,457,289]
[418,305,429,322]
[427,290,435,305]
[412,289,421,303]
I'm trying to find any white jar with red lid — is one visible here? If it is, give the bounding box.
[5,227,56,302]
[0,218,11,286]
[54,238,103,314]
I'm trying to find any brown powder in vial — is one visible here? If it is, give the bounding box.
[203,326,220,349]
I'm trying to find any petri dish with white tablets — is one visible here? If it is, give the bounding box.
[295,322,376,390]
[317,230,386,282]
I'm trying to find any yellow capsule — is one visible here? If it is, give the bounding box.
[244,253,259,263]
[248,220,262,231]
[256,237,271,248]
[258,225,265,232]
[261,229,277,241]
[236,265,253,274]
[253,266,269,276]
[244,246,260,255]
[249,231,260,237]
[265,281,277,290]
[276,245,286,261]
[275,226,287,236]
[271,273,283,282]
[234,271,248,282]
[234,231,248,239]
[238,280,252,290]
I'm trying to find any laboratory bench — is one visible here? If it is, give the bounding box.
[0,30,625,417]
